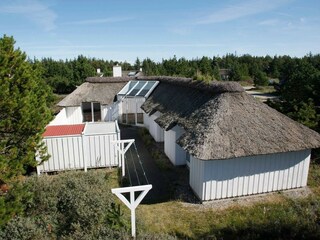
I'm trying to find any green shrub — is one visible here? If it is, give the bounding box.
[152,150,172,171]
[0,170,131,239]
[139,128,153,148]
[0,217,47,240]
[0,180,32,227]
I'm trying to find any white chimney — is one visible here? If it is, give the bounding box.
[97,68,101,74]
[113,65,122,77]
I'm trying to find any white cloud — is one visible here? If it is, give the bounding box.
[65,17,134,25]
[300,17,305,23]
[0,0,57,31]
[196,0,290,25]
[258,19,279,26]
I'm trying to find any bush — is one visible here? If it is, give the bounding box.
[139,128,153,148]
[0,170,131,239]
[0,180,32,227]
[254,71,269,86]
[0,217,46,240]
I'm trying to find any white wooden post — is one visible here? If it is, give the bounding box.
[111,139,135,177]
[111,184,152,238]
[83,134,87,172]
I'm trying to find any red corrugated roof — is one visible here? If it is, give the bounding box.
[43,124,85,137]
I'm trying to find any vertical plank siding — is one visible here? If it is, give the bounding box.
[164,125,186,165]
[65,106,83,124]
[190,150,311,201]
[39,136,85,172]
[38,131,120,173]
[147,111,164,142]
[83,133,118,169]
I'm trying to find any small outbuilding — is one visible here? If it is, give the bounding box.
[37,122,120,174]
[141,77,320,201]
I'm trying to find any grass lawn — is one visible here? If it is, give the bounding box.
[134,163,320,239]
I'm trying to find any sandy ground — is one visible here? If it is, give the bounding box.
[244,86,279,102]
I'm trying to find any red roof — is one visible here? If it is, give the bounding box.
[43,124,85,137]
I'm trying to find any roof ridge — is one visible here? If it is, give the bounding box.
[136,76,245,93]
[86,77,133,83]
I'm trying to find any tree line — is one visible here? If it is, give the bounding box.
[38,54,320,92]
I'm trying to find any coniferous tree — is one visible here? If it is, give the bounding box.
[0,35,52,183]
[253,70,269,86]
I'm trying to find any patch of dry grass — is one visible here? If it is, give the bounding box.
[134,163,320,239]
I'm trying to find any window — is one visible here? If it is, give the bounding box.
[82,102,101,122]
[117,81,159,125]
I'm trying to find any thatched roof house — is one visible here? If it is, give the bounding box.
[140,77,320,201]
[58,77,131,107]
[141,77,320,160]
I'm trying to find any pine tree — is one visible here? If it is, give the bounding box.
[0,35,52,183]
[253,70,269,86]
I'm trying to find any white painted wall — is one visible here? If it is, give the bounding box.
[148,111,164,142]
[52,105,117,125]
[117,97,145,125]
[143,112,150,130]
[164,125,186,165]
[101,105,110,121]
[83,132,120,168]
[66,106,83,124]
[102,104,118,122]
[190,150,311,201]
[49,107,83,125]
[121,97,145,114]
[49,108,68,125]
[38,135,85,172]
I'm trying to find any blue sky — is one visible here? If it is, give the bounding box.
[0,0,319,63]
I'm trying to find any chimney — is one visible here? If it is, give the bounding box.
[113,65,122,77]
[97,68,101,74]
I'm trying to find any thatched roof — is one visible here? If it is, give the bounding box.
[141,79,320,160]
[58,78,129,107]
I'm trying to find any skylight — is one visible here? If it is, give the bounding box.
[118,80,159,98]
